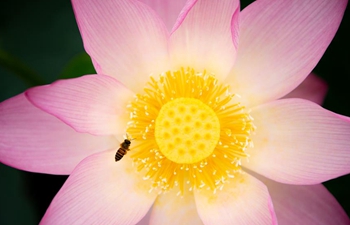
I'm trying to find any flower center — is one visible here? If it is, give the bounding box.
[127,68,254,193]
[155,98,220,164]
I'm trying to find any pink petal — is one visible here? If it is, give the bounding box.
[26,75,133,136]
[72,0,170,92]
[41,150,158,224]
[254,173,350,224]
[0,94,117,174]
[138,0,188,32]
[227,0,347,107]
[169,0,240,80]
[282,73,328,105]
[194,172,277,225]
[136,208,152,225]
[150,187,203,225]
[244,98,350,184]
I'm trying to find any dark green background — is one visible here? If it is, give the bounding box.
[0,0,349,224]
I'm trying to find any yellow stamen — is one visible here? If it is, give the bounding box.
[127,67,254,193]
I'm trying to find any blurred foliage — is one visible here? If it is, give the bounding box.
[59,53,95,79]
[0,49,45,86]
[0,0,349,224]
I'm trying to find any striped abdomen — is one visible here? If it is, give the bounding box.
[115,147,128,161]
[115,139,131,162]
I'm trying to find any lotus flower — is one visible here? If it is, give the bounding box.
[1,0,349,224]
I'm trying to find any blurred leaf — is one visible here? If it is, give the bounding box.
[0,49,45,86]
[0,165,38,225]
[60,53,95,79]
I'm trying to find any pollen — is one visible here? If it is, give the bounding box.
[127,67,254,194]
